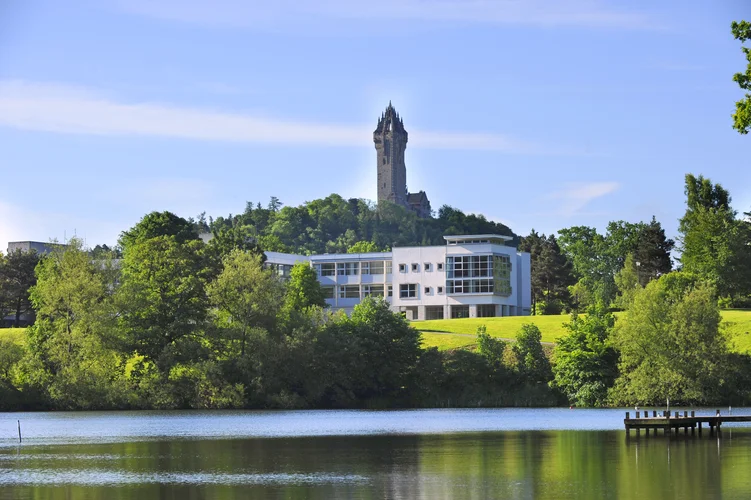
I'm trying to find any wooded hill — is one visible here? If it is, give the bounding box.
[204,194,517,255]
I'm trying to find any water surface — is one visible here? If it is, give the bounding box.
[2,408,750,499]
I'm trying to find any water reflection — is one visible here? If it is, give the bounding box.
[3,429,751,499]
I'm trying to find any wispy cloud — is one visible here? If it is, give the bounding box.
[550,181,620,217]
[116,0,659,31]
[0,80,570,154]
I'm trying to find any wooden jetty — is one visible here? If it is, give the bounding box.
[624,410,751,437]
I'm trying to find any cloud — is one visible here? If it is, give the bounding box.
[0,80,566,154]
[116,0,659,31]
[550,182,619,217]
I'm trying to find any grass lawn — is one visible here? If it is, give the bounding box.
[416,310,751,352]
[721,309,751,354]
[0,327,26,346]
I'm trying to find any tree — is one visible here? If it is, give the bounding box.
[731,20,751,134]
[118,236,211,370]
[0,249,41,326]
[613,254,641,310]
[519,231,575,314]
[347,241,380,254]
[119,211,199,250]
[283,262,327,312]
[678,174,751,298]
[476,325,506,371]
[552,308,618,407]
[512,324,552,384]
[23,238,126,409]
[632,217,674,286]
[313,298,421,405]
[611,273,729,405]
[557,226,614,308]
[208,250,283,356]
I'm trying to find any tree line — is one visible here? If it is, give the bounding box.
[0,211,558,410]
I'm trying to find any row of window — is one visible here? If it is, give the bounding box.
[315,261,393,277]
[398,262,444,273]
[322,284,446,300]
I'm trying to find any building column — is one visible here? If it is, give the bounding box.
[495,304,502,317]
[417,306,426,321]
[469,305,477,318]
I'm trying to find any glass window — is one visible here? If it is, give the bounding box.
[365,261,384,275]
[424,286,430,295]
[425,306,444,320]
[338,285,360,299]
[337,262,359,276]
[399,284,417,298]
[424,263,432,272]
[437,262,444,271]
[411,263,419,272]
[399,263,407,273]
[321,286,335,299]
[363,284,384,297]
[437,286,443,294]
[317,263,335,276]
[386,261,393,274]
[387,285,393,297]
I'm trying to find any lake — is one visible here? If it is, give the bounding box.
[2,408,751,499]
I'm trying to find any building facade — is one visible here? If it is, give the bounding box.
[6,241,65,255]
[265,234,531,320]
[374,103,431,218]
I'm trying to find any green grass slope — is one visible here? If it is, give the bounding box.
[0,327,26,346]
[417,310,751,352]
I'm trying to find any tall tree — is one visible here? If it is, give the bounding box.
[24,238,126,409]
[208,250,283,356]
[512,324,552,384]
[519,231,574,314]
[552,308,618,407]
[118,236,211,371]
[731,20,751,134]
[678,174,751,298]
[119,211,199,251]
[0,249,41,326]
[557,226,614,307]
[283,262,327,312]
[632,217,674,286]
[611,273,729,405]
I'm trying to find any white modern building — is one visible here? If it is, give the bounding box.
[265,234,531,320]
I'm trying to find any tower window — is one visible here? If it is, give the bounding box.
[383,158,386,164]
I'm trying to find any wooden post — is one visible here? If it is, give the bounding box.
[691,411,695,417]
[698,421,702,435]
[684,411,688,417]
[636,411,640,418]
[653,410,657,418]
[625,412,630,435]
[17,420,21,444]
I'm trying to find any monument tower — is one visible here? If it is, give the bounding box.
[373,102,431,217]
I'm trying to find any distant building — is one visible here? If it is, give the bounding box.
[374,103,431,218]
[265,234,531,319]
[6,241,65,255]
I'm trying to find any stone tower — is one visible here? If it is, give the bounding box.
[374,102,408,207]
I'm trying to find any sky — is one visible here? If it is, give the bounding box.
[0,0,750,251]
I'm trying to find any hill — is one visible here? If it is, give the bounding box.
[208,194,517,255]
[417,310,751,353]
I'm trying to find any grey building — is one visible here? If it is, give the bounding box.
[6,241,65,255]
[374,103,431,218]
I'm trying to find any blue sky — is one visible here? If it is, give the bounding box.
[0,0,749,251]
